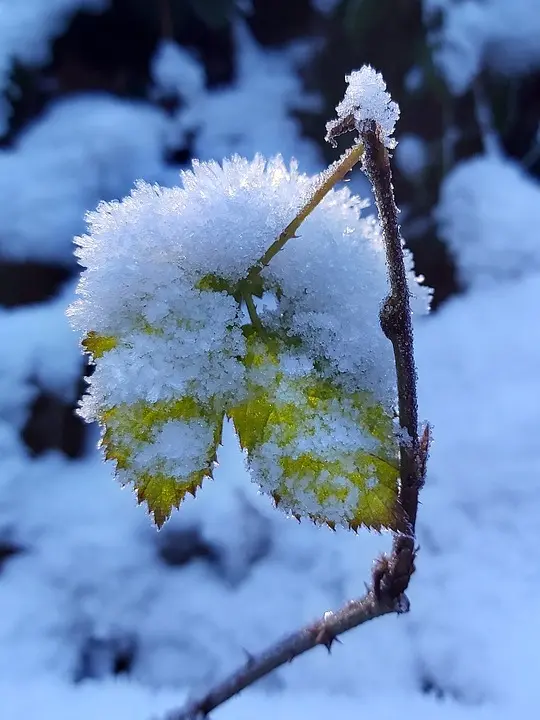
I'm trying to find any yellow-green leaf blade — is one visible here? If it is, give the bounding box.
[101,398,224,527]
[230,337,399,531]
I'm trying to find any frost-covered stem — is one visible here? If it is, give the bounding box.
[164,588,398,720]
[360,121,427,597]
[242,292,264,333]
[245,142,365,283]
[362,123,418,507]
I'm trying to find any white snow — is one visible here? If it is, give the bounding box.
[436,152,540,288]
[151,40,205,104]
[0,5,539,720]
[412,272,540,707]
[172,23,322,171]
[0,681,524,720]
[0,0,109,133]
[395,134,430,178]
[0,94,168,264]
[424,0,540,94]
[1,269,540,717]
[0,291,83,430]
[326,66,400,148]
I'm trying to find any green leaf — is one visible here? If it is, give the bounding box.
[82,331,117,359]
[229,337,399,531]
[101,397,224,528]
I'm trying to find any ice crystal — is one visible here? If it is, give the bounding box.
[326,66,400,149]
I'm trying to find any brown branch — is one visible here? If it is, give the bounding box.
[160,119,428,720]
[363,125,420,492]
[361,120,427,598]
[164,584,402,720]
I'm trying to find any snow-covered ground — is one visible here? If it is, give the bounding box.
[1,3,539,719]
[3,259,539,718]
[424,0,540,93]
[0,0,109,133]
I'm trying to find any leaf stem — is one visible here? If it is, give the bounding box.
[245,142,365,283]
[242,292,264,333]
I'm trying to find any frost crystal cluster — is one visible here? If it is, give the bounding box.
[326,66,400,149]
[69,153,430,528]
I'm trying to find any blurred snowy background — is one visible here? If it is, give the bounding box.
[0,0,539,718]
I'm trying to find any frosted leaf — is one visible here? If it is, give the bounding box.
[230,338,399,531]
[103,398,224,527]
[69,152,429,526]
[326,66,400,149]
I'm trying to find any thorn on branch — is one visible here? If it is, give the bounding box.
[395,593,411,614]
[418,423,432,482]
[372,542,417,606]
[315,625,342,654]
[372,553,392,603]
[242,648,257,668]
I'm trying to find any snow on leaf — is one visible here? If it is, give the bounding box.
[101,397,224,528]
[70,152,428,529]
[229,336,400,531]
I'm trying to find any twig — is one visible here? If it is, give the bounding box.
[164,588,400,720]
[361,121,428,599]
[363,122,421,524]
[161,122,428,720]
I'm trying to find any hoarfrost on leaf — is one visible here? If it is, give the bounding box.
[70,152,429,528]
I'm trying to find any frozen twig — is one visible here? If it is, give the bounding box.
[361,118,429,599]
[160,67,429,720]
